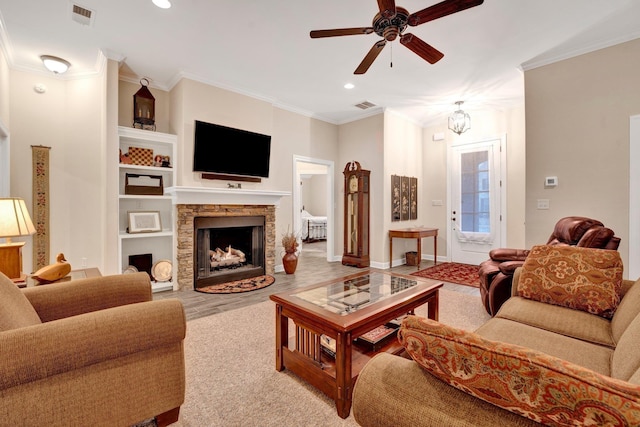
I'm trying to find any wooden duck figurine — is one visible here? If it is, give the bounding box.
[32,253,72,284]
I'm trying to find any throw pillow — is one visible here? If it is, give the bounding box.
[517,245,622,318]
[399,315,640,426]
[0,272,42,331]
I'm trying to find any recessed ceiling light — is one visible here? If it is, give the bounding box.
[344,83,355,89]
[40,55,71,74]
[152,0,171,9]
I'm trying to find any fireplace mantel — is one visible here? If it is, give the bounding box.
[165,186,290,206]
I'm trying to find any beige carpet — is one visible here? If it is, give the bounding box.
[173,288,490,426]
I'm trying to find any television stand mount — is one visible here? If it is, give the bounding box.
[201,173,261,183]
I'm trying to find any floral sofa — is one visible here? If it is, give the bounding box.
[352,245,640,426]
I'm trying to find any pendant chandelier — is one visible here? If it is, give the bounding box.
[448,101,471,135]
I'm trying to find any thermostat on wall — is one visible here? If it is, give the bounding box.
[545,176,558,187]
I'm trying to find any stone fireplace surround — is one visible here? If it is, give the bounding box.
[166,187,290,291]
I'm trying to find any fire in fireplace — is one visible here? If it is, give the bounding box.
[194,216,265,288]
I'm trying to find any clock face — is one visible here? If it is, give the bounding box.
[349,175,358,193]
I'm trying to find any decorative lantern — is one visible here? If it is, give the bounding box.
[133,78,155,131]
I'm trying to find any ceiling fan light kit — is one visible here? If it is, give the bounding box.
[448,101,471,135]
[310,0,484,74]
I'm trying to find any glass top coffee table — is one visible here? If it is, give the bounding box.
[269,269,442,419]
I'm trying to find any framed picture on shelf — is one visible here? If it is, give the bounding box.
[127,211,162,233]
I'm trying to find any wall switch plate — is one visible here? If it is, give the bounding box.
[537,199,550,209]
[432,200,443,206]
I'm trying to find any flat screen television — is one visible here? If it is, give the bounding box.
[193,120,271,178]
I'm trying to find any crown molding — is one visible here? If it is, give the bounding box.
[165,70,342,124]
[118,74,169,91]
[335,107,384,125]
[522,32,640,71]
[0,10,13,66]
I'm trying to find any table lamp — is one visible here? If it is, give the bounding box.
[0,198,36,281]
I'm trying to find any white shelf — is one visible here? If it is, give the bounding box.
[119,164,174,173]
[118,127,177,145]
[152,281,174,292]
[119,231,173,239]
[117,126,178,293]
[119,194,173,200]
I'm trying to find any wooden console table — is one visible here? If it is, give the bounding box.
[389,227,438,269]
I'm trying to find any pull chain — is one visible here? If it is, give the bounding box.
[390,42,393,68]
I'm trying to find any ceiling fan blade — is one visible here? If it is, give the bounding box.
[408,0,484,26]
[377,0,396,18]
[310,27,374,38]
[400,33,444,64]
[354,40,387,74]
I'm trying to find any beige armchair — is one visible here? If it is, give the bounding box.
[0,271,186,427]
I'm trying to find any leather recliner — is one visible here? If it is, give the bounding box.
[478,216,621,316]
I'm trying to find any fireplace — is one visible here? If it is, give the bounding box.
[194,216,265,288]
[167,186,289,291]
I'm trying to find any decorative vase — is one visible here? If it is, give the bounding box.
[283,251,298,274]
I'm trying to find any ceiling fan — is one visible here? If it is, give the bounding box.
[310,0,484,74]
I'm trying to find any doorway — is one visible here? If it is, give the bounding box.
[292,156,334,262]
[448,135,506,265]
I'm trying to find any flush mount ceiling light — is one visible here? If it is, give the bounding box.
[40,55,71,74]
[152,0,171,8]
[344,83,355,89]
[448,101,471,135]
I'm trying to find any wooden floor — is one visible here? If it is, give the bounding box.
[153,241,480,321]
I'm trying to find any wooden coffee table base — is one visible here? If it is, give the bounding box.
[271,272,441,419]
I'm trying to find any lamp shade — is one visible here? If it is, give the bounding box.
[0,198,36,239]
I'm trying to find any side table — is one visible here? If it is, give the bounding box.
[22,267,102,287]
[389,227,438,269]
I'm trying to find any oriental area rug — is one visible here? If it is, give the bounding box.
[412,262,480,288]
[195,275,275,294]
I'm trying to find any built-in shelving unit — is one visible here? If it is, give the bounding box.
[117,126,177,292]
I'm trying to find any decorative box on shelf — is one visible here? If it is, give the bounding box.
[125,173,164,195]
[354,323,400,352]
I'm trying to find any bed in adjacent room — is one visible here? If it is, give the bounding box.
[301,210,327,242]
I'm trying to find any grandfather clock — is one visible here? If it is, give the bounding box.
[342,161,370,267]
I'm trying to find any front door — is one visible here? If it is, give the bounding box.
[449,137,504,265]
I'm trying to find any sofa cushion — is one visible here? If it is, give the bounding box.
[495,296,615,348]
[612,313,640,382]
[399,315,640,426]
[0,272,42,331]
[611,278,640,343]
[517,245,622,318]
[475,317,613,375]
